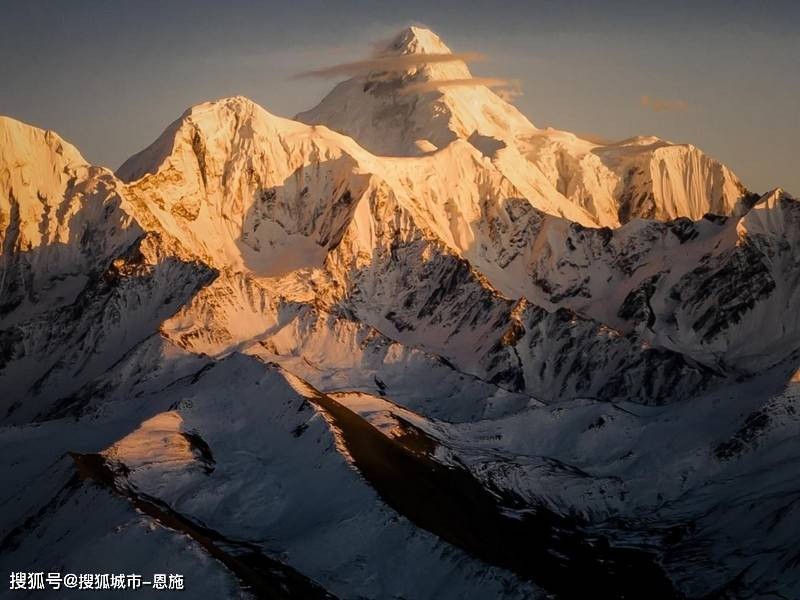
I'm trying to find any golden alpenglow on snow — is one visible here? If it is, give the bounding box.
[2,4,799,599]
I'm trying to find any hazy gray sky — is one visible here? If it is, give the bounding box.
[2,0,798,194]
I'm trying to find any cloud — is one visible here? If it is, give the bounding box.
[640,95,689,112]
[292,29,522,103]
[399,77,523,101]
[293,52,486,79]
[494,80,524,103]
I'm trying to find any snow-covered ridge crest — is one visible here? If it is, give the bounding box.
[299,26,749,227]
[1,87,788,406]
[297,26,536,159]
[115,94,596,279]
[382,26,455,56]
[370,25,475,82]
[1,28,794,412]
[117,96,380,275]
[1,116,91,254]
[0,116,148,325]
[737,187,794,238]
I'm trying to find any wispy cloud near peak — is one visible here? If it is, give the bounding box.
[293,52,485,79]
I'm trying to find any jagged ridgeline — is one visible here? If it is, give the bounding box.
[1,25,799,600]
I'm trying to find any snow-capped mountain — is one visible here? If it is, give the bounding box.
[2,26,799,600]
[299,26,749,228]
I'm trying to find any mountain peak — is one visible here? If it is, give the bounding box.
[370,26,469,83]
[0,115,86,169]
[383,26,453,56]
[117,95,306,183]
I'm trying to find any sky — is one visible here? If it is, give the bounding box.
[2,0,798,194]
